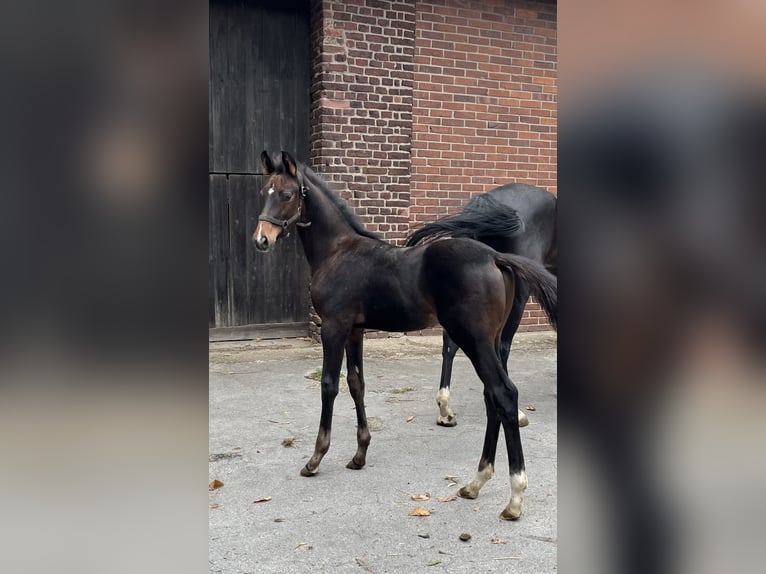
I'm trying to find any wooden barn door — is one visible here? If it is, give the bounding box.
[209,0,311,340]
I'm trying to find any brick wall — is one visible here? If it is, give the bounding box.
[309,0,556,335]
[310,0,416,243]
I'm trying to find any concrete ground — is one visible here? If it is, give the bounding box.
[209,333,557,573]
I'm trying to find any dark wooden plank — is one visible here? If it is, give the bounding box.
[209,2,226,172]
[243,2,263,174]
[227,175,253,326]
[209,175,231,326]
[209,322,309,342]
[293,1,311,164]
[243,173,267,325]
[226,1,247,173]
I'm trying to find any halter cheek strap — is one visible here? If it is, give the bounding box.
[258,181,311,229]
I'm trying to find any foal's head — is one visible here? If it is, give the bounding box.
[253,150,306,252]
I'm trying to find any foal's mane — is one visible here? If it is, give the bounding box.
[300,164,383,241]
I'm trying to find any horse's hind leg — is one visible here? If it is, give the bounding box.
[345,328,371,470]
[436,331,459,427]
[457,389,500,499]
[300,322,349,477]
[499,281,531,428]
[452,334,528,520]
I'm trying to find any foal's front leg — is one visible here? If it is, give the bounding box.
[300,323,348,477]
[345,328,371,469]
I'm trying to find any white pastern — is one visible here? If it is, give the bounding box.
[436,387,451,415]
[503,470,528,519]
[459,464,493,499]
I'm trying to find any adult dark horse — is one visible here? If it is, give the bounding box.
[253,151,556,520]
[405,185,557,427]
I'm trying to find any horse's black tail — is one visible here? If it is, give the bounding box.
[405,193,525,246]
[495,253,557,330]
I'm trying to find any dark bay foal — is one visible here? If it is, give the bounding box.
[253,151,557,520]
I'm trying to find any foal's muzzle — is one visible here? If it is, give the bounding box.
[254,235,270,252]
[253,220,283,252]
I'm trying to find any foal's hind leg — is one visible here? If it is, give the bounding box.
[457,389,500,499]
[436,331,459,427]
[300,322,349,477]
[452,335,528,520]
[345,328,371,470]
[499,281,531,428]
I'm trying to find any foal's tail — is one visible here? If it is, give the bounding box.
[405,194,525,246]
[495,253,557,330]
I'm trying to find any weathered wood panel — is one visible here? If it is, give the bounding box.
[209,0,311,333]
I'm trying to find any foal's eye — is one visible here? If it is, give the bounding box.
[279,190,293,201]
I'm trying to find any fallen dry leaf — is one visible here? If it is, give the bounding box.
[491,538,507,545]
[525,405,536,411]
[437,496,456,503]
[253,496,272,503]
[274,518,285,523]
[208,479,224,491]
[411,493,430,501]
[409,507,431,517]
[281,437,299,447]
[447,482,457,488]
[459,532,472,541]
[295,542,307,549]
[445,475,458,481]
[209,503,220,509]
[223,371,234,375]
[406,416,415,423]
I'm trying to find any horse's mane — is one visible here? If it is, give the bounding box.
[405,193,525,246]
[300,165,383,241]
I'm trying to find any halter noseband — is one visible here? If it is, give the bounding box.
[258,179,311,230]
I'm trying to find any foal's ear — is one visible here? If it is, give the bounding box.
[280,151,298,178]
[260,151,275,175]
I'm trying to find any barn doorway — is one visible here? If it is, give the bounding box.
[209,0,311,340]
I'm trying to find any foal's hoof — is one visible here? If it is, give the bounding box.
[457,485,478,500]
[437,414,457,427]
[346,458,365,470]
[499,507,522,521]
[299,465,318,477]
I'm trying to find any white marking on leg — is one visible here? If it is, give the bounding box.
[502,470,528,520]
[458,464,493,499]
[436,387,456,425]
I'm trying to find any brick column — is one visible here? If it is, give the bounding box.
[310,0,416,244]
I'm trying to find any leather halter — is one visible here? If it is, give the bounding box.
[258,177,311,230]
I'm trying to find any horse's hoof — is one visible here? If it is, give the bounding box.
[437,414,457,427]
[346,459,365,470]
[518,411,529,428]
[457,485,478,499]
[499,507,522,521]
[300,465,318,477]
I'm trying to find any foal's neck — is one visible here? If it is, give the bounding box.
[298,185,360,274]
